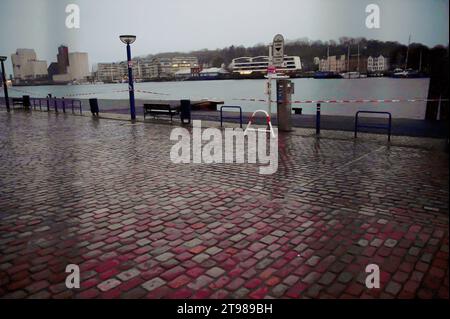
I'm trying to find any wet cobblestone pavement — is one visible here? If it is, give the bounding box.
[0,111,448,299]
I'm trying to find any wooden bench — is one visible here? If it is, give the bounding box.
[12,96,31,109]
[143,103,180,122]
[12,98,24,108]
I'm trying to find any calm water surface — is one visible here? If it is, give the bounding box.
[4,78,430,119]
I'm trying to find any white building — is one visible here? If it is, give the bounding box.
[367,55,389,72]
[97,62,126,82]
[96,61,142,82]
[11,49,48,81]
[146,56,198,79]
[67,52,89,80]
[53,52,90,83]
[229,56,301,75]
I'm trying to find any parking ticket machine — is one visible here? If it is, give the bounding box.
[276,79,294,131]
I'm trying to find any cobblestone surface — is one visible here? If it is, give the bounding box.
[0,111,448,299]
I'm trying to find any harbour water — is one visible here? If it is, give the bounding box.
[4,77,430,119]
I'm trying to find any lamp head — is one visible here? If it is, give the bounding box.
[119,35,136,45]
[0,56,7,62]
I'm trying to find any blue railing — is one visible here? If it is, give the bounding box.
[354,111,392,141]
[31,97,82,114]
[220,105,243,128]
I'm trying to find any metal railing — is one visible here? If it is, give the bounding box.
[30,97,83,115]
[354,111,392,141]
[220,105,243,128]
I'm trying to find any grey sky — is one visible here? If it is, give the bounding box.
[0,0,448,75]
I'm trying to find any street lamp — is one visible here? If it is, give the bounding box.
[119,35,137,121]
[0,56,10,112]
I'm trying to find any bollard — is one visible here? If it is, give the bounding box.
[89,98,99,116]
[62,97,66,113]
[46,97,50,111]
[180,99,191,124]
[316,103,321,135]
[22,95,31,110]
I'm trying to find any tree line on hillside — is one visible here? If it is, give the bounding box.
[143,37,448,73]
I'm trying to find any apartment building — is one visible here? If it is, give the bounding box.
[97,61,142,82]
[367,55,389,72]
[146,56,199,79]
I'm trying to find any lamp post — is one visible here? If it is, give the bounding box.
[119,35,137,121]
[0,56,10,112]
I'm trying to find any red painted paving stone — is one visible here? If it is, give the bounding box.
[0,111,448,299]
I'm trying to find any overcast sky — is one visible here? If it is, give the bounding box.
[0,0,448,75]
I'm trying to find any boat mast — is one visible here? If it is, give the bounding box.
[327,46,330,71]
[419,50,422,72]
[405,34,411,70]
[347,45,350,73]
[357,43,360,73]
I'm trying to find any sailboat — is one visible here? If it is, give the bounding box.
[392,35,424,78]
[314,46,342,79]
[341,43,367,79]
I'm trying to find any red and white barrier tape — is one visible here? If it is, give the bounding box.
[135,89,171,96]
[9,87,39,96]
[64,89,130,97]
[233,98,449,104]
[7,86,448,104]
[8,87,170,98]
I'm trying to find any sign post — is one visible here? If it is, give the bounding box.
[272,34,285,67]
[267,34,284,117]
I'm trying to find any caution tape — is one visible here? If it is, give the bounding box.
[233,98,449,104]
[135,89,171,96]
[8,87,170,98]
[9,87,39,96]
[64,89,130,97]
[7,85,448,105]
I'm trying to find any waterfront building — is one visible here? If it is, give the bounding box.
[96,61,141,82]
[170,57,199,74]
[174,68,193,80]
[97,62,127,82]
[199,67,228,79]
[47,62,59,80]
[319,55,346,73]
[57,45,69,74]
[52,52,90,83]
[229,56,301,75]
[139,59,154,80]
[319,55,368,73]
[146,56,199,79]
[67,52,90,80]
[96,56,198,81]
[11,49,48,82]
[367,55,389,73]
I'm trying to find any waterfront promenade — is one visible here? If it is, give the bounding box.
[0,110,448,299]
[60,98,447,138]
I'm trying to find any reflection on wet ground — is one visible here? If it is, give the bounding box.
[0,111,448,299]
